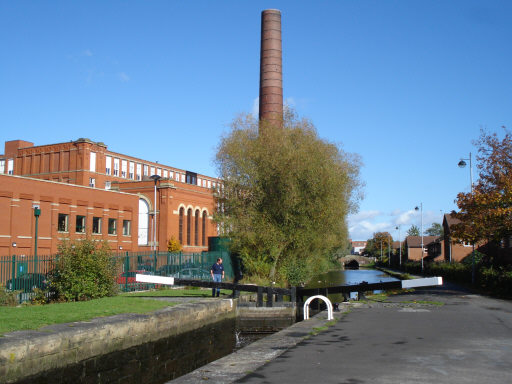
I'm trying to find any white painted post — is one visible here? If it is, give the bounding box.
[401,276,443,289]
[303,295,333,321]
[136,274,175,285]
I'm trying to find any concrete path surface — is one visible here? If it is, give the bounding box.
[235,283,512,384]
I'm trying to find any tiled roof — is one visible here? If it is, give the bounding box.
[405,236,439,248]
[444,213,461,228]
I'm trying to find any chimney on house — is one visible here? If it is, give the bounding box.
[259,9,283,126]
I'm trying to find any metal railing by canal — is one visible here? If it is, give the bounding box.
[0,251,233,303]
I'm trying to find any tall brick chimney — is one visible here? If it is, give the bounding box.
[259,9,283,126]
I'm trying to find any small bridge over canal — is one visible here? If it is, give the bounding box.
[339,255,374,269]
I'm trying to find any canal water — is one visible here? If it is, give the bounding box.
[306,268,399,303]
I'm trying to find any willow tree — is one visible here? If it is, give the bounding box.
[214,111,362,285]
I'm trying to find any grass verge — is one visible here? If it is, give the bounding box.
[310,317,339,335]
[0,287,236,336]
[124,288,232,297]
[0,295,178,336]
[398,300,444,306]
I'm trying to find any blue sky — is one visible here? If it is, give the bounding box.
[1,1,511,241]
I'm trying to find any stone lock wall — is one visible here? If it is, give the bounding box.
[0,299,235,384]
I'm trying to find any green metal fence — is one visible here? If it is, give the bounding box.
[114,250,233,292]
[1,251,233,302]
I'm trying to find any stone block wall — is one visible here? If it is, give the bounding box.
[0,299,235,383]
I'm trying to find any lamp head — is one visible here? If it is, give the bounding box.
[458,160,467,168]
[415,206,419,211]
[150,174,161,183]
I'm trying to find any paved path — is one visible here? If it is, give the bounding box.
[236,283,512,384]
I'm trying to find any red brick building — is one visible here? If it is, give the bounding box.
[350,240,367,255]
[0,139,219,255]
[0,174,138,256]
[404,236,439,262]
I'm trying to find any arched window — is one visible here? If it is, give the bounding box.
[187,208,192,245]
[179,207,184,244]
[202,210,207,246]
[138,199,150,245]
[195,210,200,246]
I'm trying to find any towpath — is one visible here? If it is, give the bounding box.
[235,283,512,384]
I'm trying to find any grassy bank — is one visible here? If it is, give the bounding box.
[125,287,232,297]
[0,287,233,336]
[0,296,178,336]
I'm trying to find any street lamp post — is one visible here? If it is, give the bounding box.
[388,233,391,266]
[415,203,424,273]
[11,242,17,290]
[150,175,161,252]
[395,225,401,268]
[458,152,475,285]
[33,205,41,274]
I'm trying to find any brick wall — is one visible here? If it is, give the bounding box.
[0,174,139,256]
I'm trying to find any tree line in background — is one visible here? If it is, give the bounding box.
[214,109,362,286]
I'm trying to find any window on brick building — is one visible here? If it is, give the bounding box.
[90,152,96,172]
[156,168,162,177]
[105,181,111,190]
[58,214,69,232]
[108,218,117,235]
[138,199,149,245]
[202,211,207,246]
[179,207,184,244]
[121,160,127,178]
[89,178,95,188]
[0,160,4,174]
[7,159,13,175]
[187,208,192,245]
[136,164,142,180]
[143,165,149,176]
[163,170,168,179]
[76,216,86,233]
[129,162,134,179]
[113,159,119,176]
[186,171,197,185]
[92,217,102,234]
[195,210,200,246]
[123,220,131,236]
[105,156,112,175]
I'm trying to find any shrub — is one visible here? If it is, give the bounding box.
[167,236,182,252]
[0,285,19,306]
[478,266,512,297]
[461,250,485,266]
[49,238,119,302]
[280,257,310,286]
[399,259,512,298]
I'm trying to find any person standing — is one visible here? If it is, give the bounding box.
[210,258,224,297]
